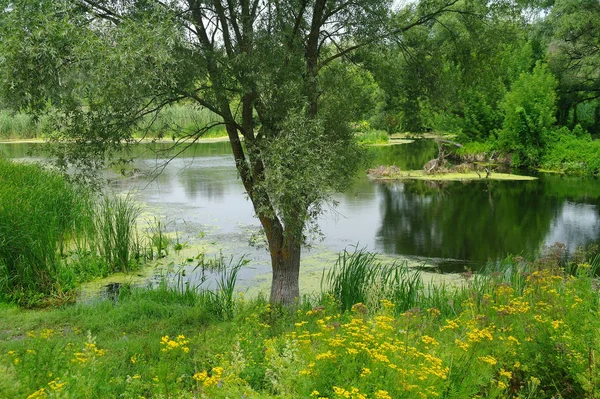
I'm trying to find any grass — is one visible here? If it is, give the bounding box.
[0,159,147,306]
[0,104,227,140]
[137,104,227,139]
[90,194,143,273]
[1,250,599,398]
[0,110,47,139]
[355,129,389,145]
[323,246,423,313]
[367,167,537,181]
[0,158,90,304]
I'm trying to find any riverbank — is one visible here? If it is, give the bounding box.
[0,135,231,145]
[1,255,598,399]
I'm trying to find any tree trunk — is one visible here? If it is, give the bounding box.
[267,229,302,306]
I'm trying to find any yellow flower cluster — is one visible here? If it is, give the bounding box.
[72,342,106,364]
[332,385,367,399]
[193,366,223,387]
[160,334,190,353]
[25,378,67,399]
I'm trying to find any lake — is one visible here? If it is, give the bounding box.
[2,140,599,290]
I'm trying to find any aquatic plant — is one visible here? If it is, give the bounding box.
[91,194,142,273]
[323,246,423,313]
[0,159,147,305]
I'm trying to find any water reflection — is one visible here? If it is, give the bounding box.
[375,179,557,263]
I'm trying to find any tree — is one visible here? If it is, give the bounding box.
[545,0,600,133]
[0,0,462,305]
[498,62,558,166]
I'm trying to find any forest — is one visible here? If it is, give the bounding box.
[1,0,599,174]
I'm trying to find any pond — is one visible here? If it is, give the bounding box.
[2,140,600,289]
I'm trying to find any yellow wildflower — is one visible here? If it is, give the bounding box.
[26,388,47,399]
[48,379,67,391]
[499,369,512,379]
[478,355,497,365]
[374,390,392,399]
[421,335,440,346]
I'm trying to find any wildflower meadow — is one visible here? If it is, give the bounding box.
[1,254,599,398]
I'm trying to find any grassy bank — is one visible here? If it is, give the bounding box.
[454,128,600,177]
[0,111,48,139]
[0,105,227,140]
[1,250,599,398]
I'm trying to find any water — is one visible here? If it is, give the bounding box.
[3,140,600,279]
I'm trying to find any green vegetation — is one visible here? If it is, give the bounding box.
[0,159,144,306]
[1,250,599,398]
[0,110,47,139]
[355,129,389,146]
[137,104,226,140]
[0,0,469,305]
[0,105,226,141]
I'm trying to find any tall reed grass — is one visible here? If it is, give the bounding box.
[0,159,89,302]
[0,159,145,306]
[139,104,226,139]
[91,195,142,273]
[0,110,46,139]
[0,105,226,140]
[323,246,423,313]
[170,253,249,320]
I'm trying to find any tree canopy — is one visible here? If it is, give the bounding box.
[0,0,465,305]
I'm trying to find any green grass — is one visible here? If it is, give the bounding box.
[137,104,227,139]
[0,159,147,306]
[91,195,143,273]
[0,158,91,304]
[0,105,228,140]
[0,110,47,139]
[323,247,422,313]
[355,129,389,145]
[1,251,599,398]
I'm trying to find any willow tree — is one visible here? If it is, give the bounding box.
[0,0,460,305]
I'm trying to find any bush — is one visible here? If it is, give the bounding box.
[541,126,600,175]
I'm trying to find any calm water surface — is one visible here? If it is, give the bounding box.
[3,140,600,277]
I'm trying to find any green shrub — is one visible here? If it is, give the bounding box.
[541,126,600,175]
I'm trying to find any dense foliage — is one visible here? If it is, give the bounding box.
[353,0,600,174]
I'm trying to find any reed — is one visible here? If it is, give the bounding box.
[0,159,146,305]
[322,247,380,311]
[91,194,142,273]
[0,159,89,303]
[0,105,226,140]
[139,104,226,139]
